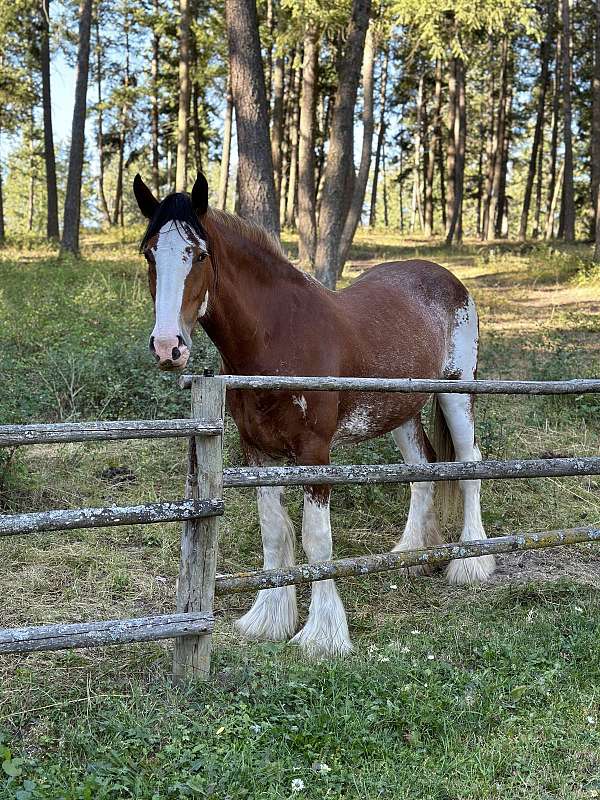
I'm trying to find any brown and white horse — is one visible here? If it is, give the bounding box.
[133,172,495,657]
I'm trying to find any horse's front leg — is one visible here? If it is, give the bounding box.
[234,469,298,642]
[290,485,352,658]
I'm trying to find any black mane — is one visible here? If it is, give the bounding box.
[139,192,207,252]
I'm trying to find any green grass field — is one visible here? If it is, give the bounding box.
[1,230,600,798]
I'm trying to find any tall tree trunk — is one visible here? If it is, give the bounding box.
[446,56,466,245]
[278,58,295,224]
[112,13,130,227]
[175,0,191,191]
[424,61,441,236]
[285,65,301,228]
[546,28,561,238]
[192,83,203,172]
[369,46,389,227]
[382,142,389,227]
[61,0,93,255]
[592,0,600,234]
[314,0,371,288]
[495,79,512,238]
[28,111,35,232]
[445,59,456,234]
[270,54,285,202]
[225,0,279,236]
[546,160,565,239]
[520,32,550,240]
[476,122,484,237]
[594,166,600,260]
[95,18,111,225]
[485,37,509,240]
[315,90,333,201]
[41,0,59,239]
[480,54,496,240]
[217,72,233,210]
[561,0,575,241]
[412,72,425,233]
[0,122,4,243]
[337,23,375,274]
[298,26,319,265]
[151,0,161,196]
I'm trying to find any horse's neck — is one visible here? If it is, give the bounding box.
[202,221,316,373]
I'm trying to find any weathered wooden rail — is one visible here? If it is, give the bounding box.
[1,372,599,679]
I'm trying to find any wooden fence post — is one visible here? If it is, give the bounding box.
[173,374,226,679]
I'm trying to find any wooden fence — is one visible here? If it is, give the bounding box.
[1,372,599,679]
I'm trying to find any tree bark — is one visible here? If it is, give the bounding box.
[446,56,466,245]
[561,0,575,241]
[151,0,161,196]
[41,0,59,239]
[314,0,371,288]
[278,58,294,225]
[192,83,203,172]
[61,0,93,255]
[112,12,130,227]
[519,35,550,240]
[94,17,111,226]
[445,59,456,234]
[495,78,512,238]
[175,0,191,191]
[424,61,441,236]
[217,73,233,210]
[270,53,285,202]
[298,26,319,265]
[285,65,301,228]
[546,28,561,239]
[485,37,509,240]
[480,65,495,240]
[593,0,600,234]
[225,0,279,237]
[594,167,600,260]
[0,122,4,243]
[369,45,389,227]
[337,23,375,275]
[410,72,424,233]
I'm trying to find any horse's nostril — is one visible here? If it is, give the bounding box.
[172,347,181,360]
[177,335,184,347]
[149,336,156,352]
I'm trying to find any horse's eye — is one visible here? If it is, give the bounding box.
[195,253,208,264]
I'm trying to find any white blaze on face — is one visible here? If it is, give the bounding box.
[150,223,207,365]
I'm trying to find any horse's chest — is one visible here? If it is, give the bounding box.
[226,390,321,457]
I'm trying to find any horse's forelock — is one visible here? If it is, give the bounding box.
[139,192,207,252]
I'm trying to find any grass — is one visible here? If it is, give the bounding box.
[1,229,600,797]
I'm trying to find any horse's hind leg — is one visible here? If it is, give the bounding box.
[234,455,298,641]
[437,391,495,583]
[391,416,443,562]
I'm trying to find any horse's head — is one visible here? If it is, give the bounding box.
[133,173,213,370]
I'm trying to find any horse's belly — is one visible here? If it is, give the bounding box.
[332,391,428,446]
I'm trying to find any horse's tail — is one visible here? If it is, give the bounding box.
[429,396,461,529]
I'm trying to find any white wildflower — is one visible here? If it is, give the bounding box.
[389,584,398,590]
[291,778,305,792]
[401,646,410,654]
[411,629,421,635]
[250,724,261,734]
[587,715,597,725]
[427,654,435,661]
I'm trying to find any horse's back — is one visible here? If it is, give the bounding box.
[338,259,470,315]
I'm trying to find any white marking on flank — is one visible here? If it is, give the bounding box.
[292,394,308,418]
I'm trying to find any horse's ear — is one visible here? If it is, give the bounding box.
[191,172,209,217]
[133,174,159,219]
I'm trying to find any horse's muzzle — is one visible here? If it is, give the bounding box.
[150,334,190,370]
